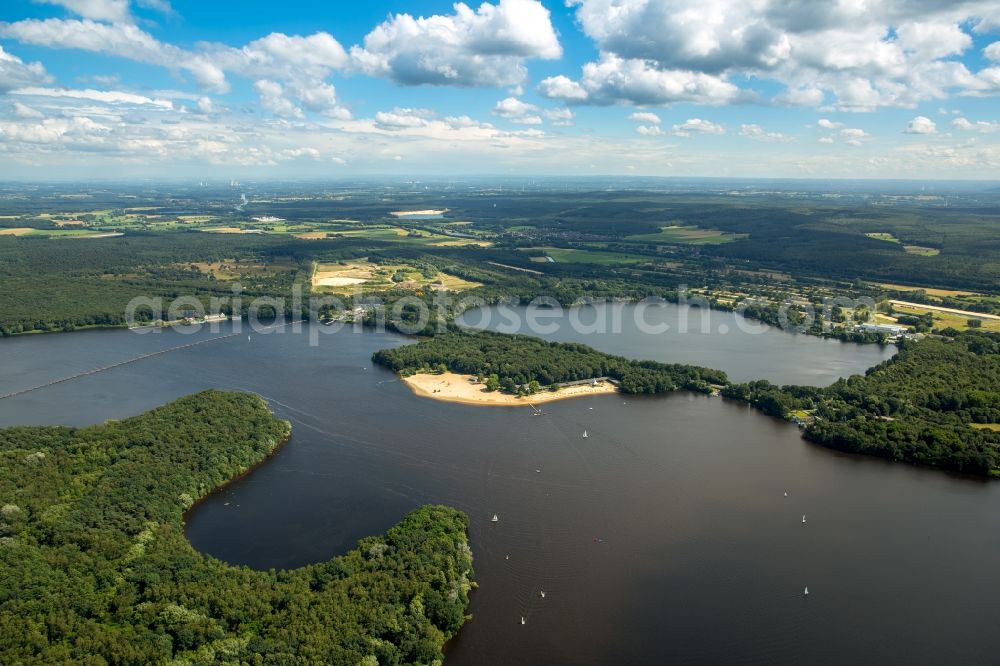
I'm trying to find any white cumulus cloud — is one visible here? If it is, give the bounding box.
[629,111,661,124]
[551,0,1000,110]
[0,45,52,93]
[350,0,561,87]
[952,116,1000,132]
[739,123,789,141]
[493,96,542,124]
[672,118,725,136]
[903,115,937,134]
[540,54,746,105]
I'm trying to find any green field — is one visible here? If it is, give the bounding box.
[540,247,651,265]
[625,225,746,245]
[903,245,941,256]
[865,232,901,243]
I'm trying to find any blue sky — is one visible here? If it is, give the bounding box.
[1,0,999,179]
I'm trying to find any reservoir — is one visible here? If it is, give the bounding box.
[0,322,995,664]
[458,302,897,385]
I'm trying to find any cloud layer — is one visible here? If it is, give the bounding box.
[539,0,1000,109]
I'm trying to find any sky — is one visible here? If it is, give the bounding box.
[1,0,999,180]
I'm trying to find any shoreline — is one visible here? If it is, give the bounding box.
[401,372,618,406]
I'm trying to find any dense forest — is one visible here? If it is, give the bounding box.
[0,234,304,335]
[0,391,473,664]
[372,330,729,394]
[722,332,1000,476]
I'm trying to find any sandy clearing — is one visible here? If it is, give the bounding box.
[315,276,368,287]
[402,372,618,407]
[390,209,448,217]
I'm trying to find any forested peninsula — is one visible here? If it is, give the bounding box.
[0,391,473,665]
[375,330,1000,477]
[723,332,1000,476]
[372,330,729,395]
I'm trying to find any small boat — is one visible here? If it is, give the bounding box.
[804,586,809,596]
[802,515,807,524]
[540,591,546,598]
[783,492,788,497]
[491,514,499,523]
[588,407,594,410]
[582,430,589,439]
[520,617,526,625]
[535,469,541,473]
[505,554,509,560]
[247,335,251,342]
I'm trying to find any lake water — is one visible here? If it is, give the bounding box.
[458,302,897,386]
[1,323,997,664]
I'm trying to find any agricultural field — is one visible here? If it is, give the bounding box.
[0,227,122,238]
[533,247,651,265]
[883,302,1000,333]
[288,224,491,247]
[902,245,940,256]
[625,225,746,245]
[875,283,979,298]
[311,259,482,293]
[864,232,900,242]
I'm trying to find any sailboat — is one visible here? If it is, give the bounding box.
[804,586,809,596]
[582,430,589,439]
[521,617,526,625]
[540,591,546,598]
[783,492,788,497]
[802,514,807,524]
[491,514,499,523]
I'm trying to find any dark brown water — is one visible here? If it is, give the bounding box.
[1,323,997,664]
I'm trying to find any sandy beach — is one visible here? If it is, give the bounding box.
[401,372,618,406]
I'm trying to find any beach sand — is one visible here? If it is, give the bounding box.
[401,372,618,406]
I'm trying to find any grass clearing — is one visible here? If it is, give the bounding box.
[625,225,746,245]
[903,245,940,256]
[865,232,900,243]
[876,283,978,297]
[539,247,650,265]
[183,259,297,280]
[970,424,1000,432]
[1,228,121,238]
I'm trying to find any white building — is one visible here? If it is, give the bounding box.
[859,323,910,336]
